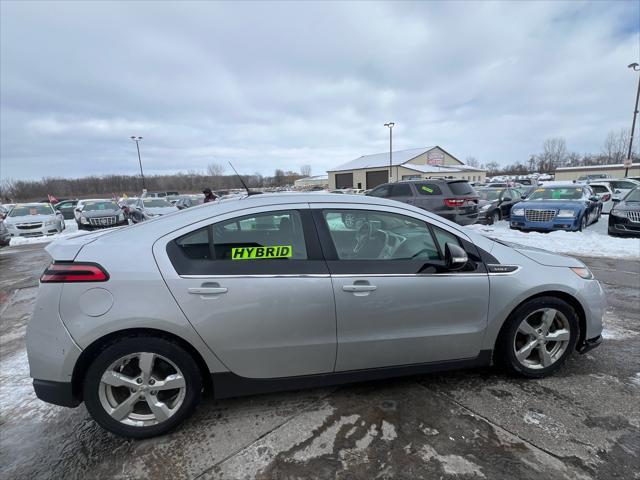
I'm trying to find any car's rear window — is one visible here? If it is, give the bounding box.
[447,181,474,195]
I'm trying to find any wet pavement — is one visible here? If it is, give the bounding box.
[0,243,638,479]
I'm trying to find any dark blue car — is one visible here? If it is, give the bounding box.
[510,184,602,232]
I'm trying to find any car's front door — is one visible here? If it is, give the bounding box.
[313,206,490,372]
[154,206,337,379]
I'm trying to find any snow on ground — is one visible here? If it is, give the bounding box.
[465,218,640,259]
[9,220,78,246]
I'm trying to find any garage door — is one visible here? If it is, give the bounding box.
[335,173,353,189]
[366,170,389,189]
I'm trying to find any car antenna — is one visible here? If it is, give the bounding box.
[228,162,260,196]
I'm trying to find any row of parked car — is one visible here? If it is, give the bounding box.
[362,177,640,236]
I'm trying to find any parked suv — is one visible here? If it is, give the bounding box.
[367,179,479,225]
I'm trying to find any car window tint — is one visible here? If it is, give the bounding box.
[176,227,211,260]
[610,181,637,190]
[213,210,307,260]
[447,181,474,195]
[389,183,412,197]
[432,226,461,254]
[322,210,440,261]
[590,185,608,193]
[416,183,442,196]
[368,185,391,197]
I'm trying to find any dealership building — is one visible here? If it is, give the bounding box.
[554,163,640,181]
[327,146,486,190]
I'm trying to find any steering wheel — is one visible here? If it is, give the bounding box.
[353,221,373,254]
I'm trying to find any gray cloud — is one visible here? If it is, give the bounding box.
[1,0,638,180]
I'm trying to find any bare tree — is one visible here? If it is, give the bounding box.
[539,137,567,172]
[484,161,500,175]
[465,157,480,168]
[602,129,630,165]
[300,164,312,177]
[207,163,225,189]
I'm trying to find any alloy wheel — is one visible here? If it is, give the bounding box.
[98,352,186,426]
[513,308,571,369]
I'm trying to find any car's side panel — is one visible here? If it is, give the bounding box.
[152,204,338,379]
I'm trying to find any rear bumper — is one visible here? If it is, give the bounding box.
[439,212,479,226]
[33,380,80,407]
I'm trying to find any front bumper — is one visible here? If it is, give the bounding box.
[33,380,80,407]
[8,224,63,237]
[510,215,579,231]
[608,215,640,237]
[439,211,479,226]
[83,219,128,230]
[577,335,602,354]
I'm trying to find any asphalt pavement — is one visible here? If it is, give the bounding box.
[0,243,638,480]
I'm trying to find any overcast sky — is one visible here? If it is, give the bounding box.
[1,1,639,180]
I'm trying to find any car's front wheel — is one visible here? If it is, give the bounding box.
[497,297,578,378]
[83,336,202,438]
[578,214,588,231]
[489,210,500,225]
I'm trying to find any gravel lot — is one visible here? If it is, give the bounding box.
[0,242,638,480]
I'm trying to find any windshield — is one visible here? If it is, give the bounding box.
[83,201,119,211]
[143,199,173,208]
[477,189,503,201]
[527,187,584,201]
[9,204,54,217]
[624,188,640,202]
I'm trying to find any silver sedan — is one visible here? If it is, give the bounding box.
[4,202,65,238]
[26,193,605,438]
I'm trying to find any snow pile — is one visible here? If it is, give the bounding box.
[465,219,639,259]
[9,220,78,246]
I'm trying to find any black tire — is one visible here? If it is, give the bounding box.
[489,210,500,225]
[578,214,587,232]
[496,296,579,378]
[83,336,202,438]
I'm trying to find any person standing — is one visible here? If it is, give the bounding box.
[203,188,218,203]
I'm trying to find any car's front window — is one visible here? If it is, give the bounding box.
[477,189,502,201]
[82,201,119,211]
[9,204,54,216]
[527,187,584,201]
[322,209,440,261]
[623,188,640,202]
[143,199,173,208]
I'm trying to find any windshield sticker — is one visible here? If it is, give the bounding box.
[232,245,292,260]
[29,208,37,215]
[421,186,433,193]
[535,188,545,192]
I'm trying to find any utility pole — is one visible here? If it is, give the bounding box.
[130,136,145,190]
[384,122,395,182]
[626,63,640,177]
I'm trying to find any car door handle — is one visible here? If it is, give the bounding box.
[188,287,228,295]
[342,284,377,292]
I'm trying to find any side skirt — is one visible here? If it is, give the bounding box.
[212,350,493,400]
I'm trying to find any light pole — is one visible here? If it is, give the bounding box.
[384,122,395,182]
[130,136,145,190]
[626,63,640,178]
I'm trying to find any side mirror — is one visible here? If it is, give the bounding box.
[520,195,527,200]
[589,195,599,202]
[444,242,468,271]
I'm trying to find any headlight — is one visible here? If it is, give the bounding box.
[570,267,594,280]
[610,210,627,218]
[557,209,577,218]
[512,208,525,216]
[80,217,88,224]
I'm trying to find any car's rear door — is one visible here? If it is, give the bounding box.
[312,204,490,372]
[153,204,336,379]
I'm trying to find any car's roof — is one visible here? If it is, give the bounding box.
[78,198,112,203]
[14,202,53,207]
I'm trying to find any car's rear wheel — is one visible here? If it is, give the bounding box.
[83,336,202,438]
[497,297,578,378]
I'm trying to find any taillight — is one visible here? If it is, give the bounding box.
[444,198,465,208]
[41,262,109,283]
[601,194,611,202]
